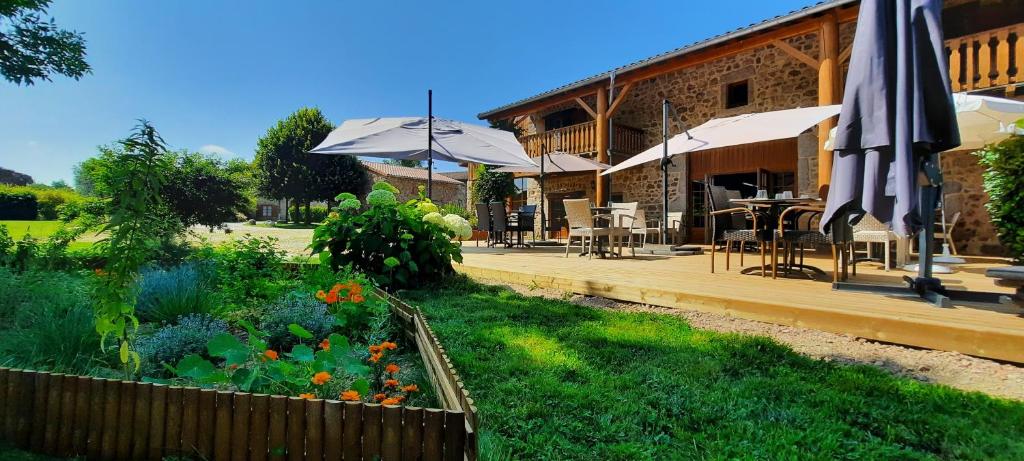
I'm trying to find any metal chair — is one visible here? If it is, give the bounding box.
[708,185,767,275]
[772,205,845,282]
[489,202,509,247]
[508,205,536,246]
[474,203,491,247]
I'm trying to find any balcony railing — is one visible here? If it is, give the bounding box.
[518,121,645,158]
[947,24,1024,92]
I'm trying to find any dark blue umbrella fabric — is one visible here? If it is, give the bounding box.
[821,0,960,237]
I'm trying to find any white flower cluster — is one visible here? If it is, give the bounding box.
[421,210,472,239]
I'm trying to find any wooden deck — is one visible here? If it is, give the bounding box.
[455,247,1024,363]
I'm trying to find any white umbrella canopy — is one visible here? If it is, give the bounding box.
[308,117,537,167]
[602,105,842,175]
[824,93,1024,151]
[493,152,610,175]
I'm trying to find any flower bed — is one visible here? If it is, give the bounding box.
[0,288,477,461]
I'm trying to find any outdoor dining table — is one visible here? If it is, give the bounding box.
[729,197,826,278]
[582,206,623,258]
[507,211,531,248]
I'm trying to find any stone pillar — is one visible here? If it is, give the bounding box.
[595,88,609,206]
[817,12,840,198]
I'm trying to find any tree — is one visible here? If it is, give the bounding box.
[73,149,116,196]
[163,151,252,229]
[384,159,423,168]
[49,179,69,189]
[254,107,368,223]
[471,164,516,204]
[0,0,90,85]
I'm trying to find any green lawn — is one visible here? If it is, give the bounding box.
[1,220,63,240]
[404,278,1024,460]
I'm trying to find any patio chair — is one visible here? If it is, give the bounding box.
[563,198,615,259]
[666,212,684,244]
[935,210,962,255]
[851,214,897,272]
[617,208,661,256]
[708,185,768,275]
[509,205,537,245]
[773,205,845,282]
[474,203,491,247]
[489,202,509,247]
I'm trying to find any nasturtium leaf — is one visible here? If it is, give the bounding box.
[328,334,350,354]
[344,361,371,376]
[175,354,216,380]
[351,378,370,396]
[207,333,249,365]
[287,323,314,340]
[231,368,258,391]
[290,344,315,362]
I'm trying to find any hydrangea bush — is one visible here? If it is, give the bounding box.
[311,181,465,288]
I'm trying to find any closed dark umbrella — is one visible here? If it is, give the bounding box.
[821,0,980,306]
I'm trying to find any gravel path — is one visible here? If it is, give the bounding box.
[190,223,315,256]
[473,276,1024,401]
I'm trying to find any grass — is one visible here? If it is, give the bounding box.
[251,221,319,230]
[403,278,1024,460]
[1,220,63,240]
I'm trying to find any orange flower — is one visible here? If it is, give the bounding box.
[311,371,331,385]
[228,364,238,370]
[381,397,401,406]
[368,352,383,363]
[298,393,315,400]
[381,341,397,351]
[401,384,418,393]
[93,268,107,276]
[325,291,339,304]
[319,338,331,351]
[263,350,279,361]
[368,344,383,354]
[340,390,360,401]
[384,379,399,388]
[351,294,365,303]
[373,393,386,402]
[315,290,326,301]
[385,364,400,374]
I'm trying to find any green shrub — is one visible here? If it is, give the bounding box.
[134,262,217,323]
[297,205,329,223]
[136,314,228,376]
[31,187,83,220]
[0,189,38,220]
[196,235,291,310]
[977,134,1024,262]
[440,203,476,226]
[258,291,336,351]
[311,183,467,288]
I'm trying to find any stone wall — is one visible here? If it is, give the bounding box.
[940,151,1003,255]
[371,174,465,207]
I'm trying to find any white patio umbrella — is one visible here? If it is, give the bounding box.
[493,152,610,175]
[309,92,536,198]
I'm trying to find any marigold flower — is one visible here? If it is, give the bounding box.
[373,393,386,402]
[402,384,418,393]
[368,344,383,354]
[228,364,238,370]
[384,379,399,388]
[385,364,400,374]
[381,398,401,406]
[340,390,360,401]
[319,339,330,351]
[331,283,344,293]
[263,350,279,361]
[311,371,331,385]
[351,294,365,303]
[299,393,315,400]
[315,290,326,301]
[325,291,339,304]
[368,352,383,363]
[381,341,397,350]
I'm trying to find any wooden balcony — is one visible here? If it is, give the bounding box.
[947,24,1024,92]
[518,121,645,158]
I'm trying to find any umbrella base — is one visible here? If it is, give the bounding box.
[833,276,1006,308]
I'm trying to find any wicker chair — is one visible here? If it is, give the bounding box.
[489,202,509,247]
[666,212,684,244]
[563,199,615,259]
[474,203,491,247]
[852,214,897,271]
[772,205,850,282]
[708,185,767,275]
[617,208,661,255]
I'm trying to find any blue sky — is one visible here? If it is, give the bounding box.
[1,0,815,185]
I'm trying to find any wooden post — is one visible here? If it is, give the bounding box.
[595,88,609,205]
[817,12,840,198]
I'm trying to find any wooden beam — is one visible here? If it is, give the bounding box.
[838,43,853,64]
[606,82,634,118]
[574,97,598,119]
[772,39,819,69]
[817,13,840,198]
[595,89,609,206]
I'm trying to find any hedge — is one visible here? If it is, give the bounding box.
[0,191,38,220]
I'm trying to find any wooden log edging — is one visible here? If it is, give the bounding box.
[0,291,476,461]
[374,288,479,461]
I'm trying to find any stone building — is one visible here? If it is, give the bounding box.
[477,0,1024,254]
[254,161,465,221]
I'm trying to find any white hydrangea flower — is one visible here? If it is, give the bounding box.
[422,211,445,226]
[416,201,440,215]
[366,189,397,207]
[443,214,473,239]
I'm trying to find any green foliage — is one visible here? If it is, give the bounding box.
[0,268,111,375]
[0,0,90,85]
[0,188,38,220]
[162,151,253,228]
[134,262,217,323]
[404,279,1024,460]
[258,292,336,351]
[253,107,369,223]
[94,120,175,374]
[311,182,464,289]
[135,314,228,376]
[470,164,516,205]
[296,205,329,224]
[440,203,476,226]
[195,235,290,313]
[976,134,1024,262]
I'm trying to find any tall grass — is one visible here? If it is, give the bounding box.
[134,262,217,323]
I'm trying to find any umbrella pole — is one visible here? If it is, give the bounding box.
[540,143,546,241]
[661,99,669,243]
[427,89,433,200]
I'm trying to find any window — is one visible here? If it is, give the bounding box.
[261,205,273,218]
[725,80,749,109]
